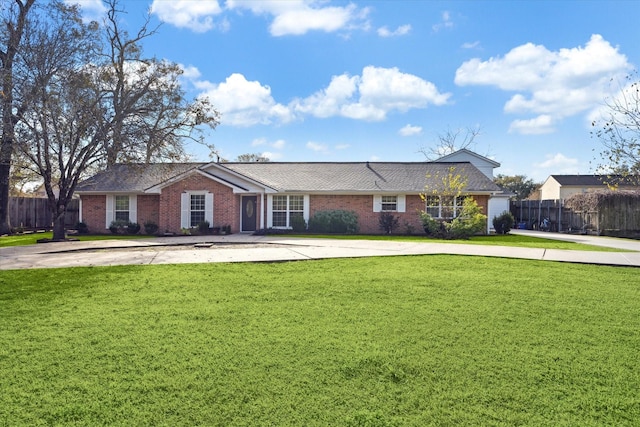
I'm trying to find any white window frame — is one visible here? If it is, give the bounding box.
[424,195,465,219]
[373,195,405,213]
[181,191,213,229]
[267,194,309,229]
[105,195,137,228]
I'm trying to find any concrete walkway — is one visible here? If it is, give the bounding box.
[1,231,640,270]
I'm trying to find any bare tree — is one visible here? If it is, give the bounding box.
[15,1,104,240]
[13,1,221,240]
[99,0,220,166]
[235,153,270,162]
[0,0,35,234]
[592,72,640,184]
[419,125,483,161]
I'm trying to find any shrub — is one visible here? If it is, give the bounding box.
[420,212,447,238]
[144,221,159,235]
[75,222,89,234]
[493,211,515,235]
[127,222,141,235]
[198,221,211,234]
[448,198,487,239]
[109,220,140,235]
[109,220,129,234]
[290,215,307,232]
[308,210,359,234]
[420,197,487,239]
[378,211,399,234]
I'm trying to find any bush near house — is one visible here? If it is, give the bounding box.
[308,210,359,234]
[493,211,515,235]
[420,197,487,239]
[378,211,399,234]
[109,220,140,235]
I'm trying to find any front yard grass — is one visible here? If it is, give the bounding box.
[1,256,638,426]
[0,231,153,247]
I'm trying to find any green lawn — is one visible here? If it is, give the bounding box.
[0,231,153,247]
[1,256,639,426]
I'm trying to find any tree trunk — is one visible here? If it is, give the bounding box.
[52,204,67,241]
[0,160,11,235]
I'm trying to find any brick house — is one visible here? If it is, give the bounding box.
[75,160,503,235]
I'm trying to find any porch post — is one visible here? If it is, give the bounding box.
[260,192,265,230]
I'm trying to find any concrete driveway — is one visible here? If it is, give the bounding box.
[2,231,640,270]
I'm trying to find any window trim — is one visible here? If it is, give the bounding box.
[373,195,405,213]
[424,195,465,219]
[180,191,213,229]
[105,194,137,228]
[267,194,309,229]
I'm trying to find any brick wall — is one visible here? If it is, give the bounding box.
[137,195,160,232]
[79,195,106,233]
[308,193,489,234]
[159,174,240,233]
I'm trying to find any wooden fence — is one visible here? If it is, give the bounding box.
[510,199,594,233]
[8,197,79,230]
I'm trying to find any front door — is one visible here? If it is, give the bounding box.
[241,196,257,232]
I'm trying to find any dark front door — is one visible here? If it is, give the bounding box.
[241,196,257,232]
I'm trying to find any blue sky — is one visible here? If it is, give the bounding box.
[72,0,640,182]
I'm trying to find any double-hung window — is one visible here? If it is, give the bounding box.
[190,194,206,227]
[271,195,305,228]
[425,195,465,218]
[381,195,398,211]
[114,195,130,221]
[180,192,213,229]
[373,195,405,213]
[106,195,137,228]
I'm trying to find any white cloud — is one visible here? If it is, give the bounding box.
[64,0,107,22]
[335,144,350,150]
[432,11,454,32]
[455,34,631,134]
[508,115,555,135]
[532,153,581,180]
[272,139,286,149]
[252,138,286,150]
[399,124,423,136]
[150,0,223,33]
[261,151,283,160]
[293,66,451,121]
[461,41,481,50]
[197,73,294,127]
[307,141,328,152]
[227,0,370,36]
[378,24,412,38]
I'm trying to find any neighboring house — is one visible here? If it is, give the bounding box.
[75,160,504,235]
[539,175,639,201]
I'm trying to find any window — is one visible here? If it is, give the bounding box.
[425,196,465,218]
[190,194,206,227]
[373,195,405,213]
[271,195,305,228]
[180,192,213,229]
[381,195,397,211]
[114,195,130,221]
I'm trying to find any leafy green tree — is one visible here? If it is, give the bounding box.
[494,174,537,200]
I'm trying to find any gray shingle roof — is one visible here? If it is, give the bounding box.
[76,161,501,194]
[76,163,204,192]
[222,162,500,193]
[551,175,638,186]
